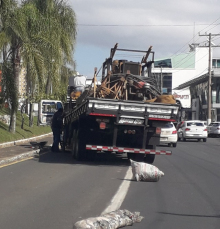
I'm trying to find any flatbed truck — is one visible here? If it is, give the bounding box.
[62,44,179,164]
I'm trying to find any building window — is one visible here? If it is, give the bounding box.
[163,75,172,94]
[212,59,220,68]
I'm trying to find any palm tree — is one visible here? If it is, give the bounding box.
[0,1,50,132]
[25,0,77,96]
[0,0,22,132]
[0,0,77,132]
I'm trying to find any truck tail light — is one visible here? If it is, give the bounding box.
[156,127,161,134]
[185,128,190,131]
[204,128,207,131]
[99,122,106,130]
[172,130,177,134]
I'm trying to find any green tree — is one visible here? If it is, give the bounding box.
[0,0,77,132]
[24,0,77,97]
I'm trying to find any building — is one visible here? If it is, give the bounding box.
[174,65,220,122]
[152,43,209,110]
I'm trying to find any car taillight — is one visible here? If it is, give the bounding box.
[185,128,190,131]
[172,130,177,134]
[156,127,161,134]
[217,128,220,130]
[204,128,207,131]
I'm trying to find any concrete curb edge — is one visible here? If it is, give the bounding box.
[0,149,40,167]
[0,132,52,149]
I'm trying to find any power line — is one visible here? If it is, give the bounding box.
[77,23,219,27]
[168,17,220,59]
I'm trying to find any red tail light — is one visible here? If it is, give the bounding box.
[204,128,207,131]
[156,127,161,134]
[217,128,220,130]
[172,130,177,134]
[99,122,106,130]
[185,128,190,131]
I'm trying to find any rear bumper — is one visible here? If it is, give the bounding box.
[209,131,220,135]
[86,145,172,155]
[160,135,177,144]
[184,133,207,139]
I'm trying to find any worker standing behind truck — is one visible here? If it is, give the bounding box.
[51,108,63,152]
[73,75,87,93]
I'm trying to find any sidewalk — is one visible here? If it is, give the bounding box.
[0,133,53,167]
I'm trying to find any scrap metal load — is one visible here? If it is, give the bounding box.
[85,43,176,104]
[93,71,161,101]
[62,43,180,164]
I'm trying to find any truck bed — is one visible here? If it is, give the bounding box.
[65,97,179,125]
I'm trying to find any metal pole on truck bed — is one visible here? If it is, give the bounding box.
[93,67,97,98]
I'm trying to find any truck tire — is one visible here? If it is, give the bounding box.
[74,130,86,161]
[127,153,144,162]
[144,154,155,164]
[71,130,77,158]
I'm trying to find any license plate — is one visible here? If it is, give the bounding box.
[161,131,171,135]
[119,118,144,125]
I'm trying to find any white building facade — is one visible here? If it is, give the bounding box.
[151,44,210,109]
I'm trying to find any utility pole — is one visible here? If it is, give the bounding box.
[199,33,220,124]
[158,62,166,94]
[160,65,163,94]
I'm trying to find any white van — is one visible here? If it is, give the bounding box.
[38,100,63,125]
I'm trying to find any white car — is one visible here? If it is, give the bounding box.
[207,122,220,137]
[177,120,207,142]
[159,122,177,147]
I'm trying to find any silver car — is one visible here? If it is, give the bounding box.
[207,122,220,137]
[177,120,208,142]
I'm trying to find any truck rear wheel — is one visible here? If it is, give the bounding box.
[144,154,155,164]
[71,130,77,158]
[127,153,144,162]
[74,130,86,161]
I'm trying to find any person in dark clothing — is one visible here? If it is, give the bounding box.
[51,108,63,152]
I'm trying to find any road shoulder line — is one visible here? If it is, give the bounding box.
[101,167,133,215]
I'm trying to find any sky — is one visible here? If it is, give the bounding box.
[69,0,220,79]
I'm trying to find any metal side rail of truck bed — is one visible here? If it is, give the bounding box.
[64,98,180,125]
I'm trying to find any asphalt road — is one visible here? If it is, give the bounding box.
[0,137,220,229]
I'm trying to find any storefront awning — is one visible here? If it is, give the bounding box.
[173,73,209,90]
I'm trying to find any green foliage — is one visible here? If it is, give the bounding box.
[0,0,77,132]
[0,107,51,143]
[1,61,18,112]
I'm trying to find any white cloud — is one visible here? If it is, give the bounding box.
[69,0,220,77]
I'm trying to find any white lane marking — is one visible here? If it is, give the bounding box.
[101,167,133,215]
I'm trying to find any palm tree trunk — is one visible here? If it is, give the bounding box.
[9,42,20,133]
[46,76,51,95]
[25,63,30,114]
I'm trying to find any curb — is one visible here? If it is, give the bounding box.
[0,149,40,167]
[0,133,52,149]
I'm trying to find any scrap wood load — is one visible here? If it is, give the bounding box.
[74,209,143,229]
[89,69,176,105]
